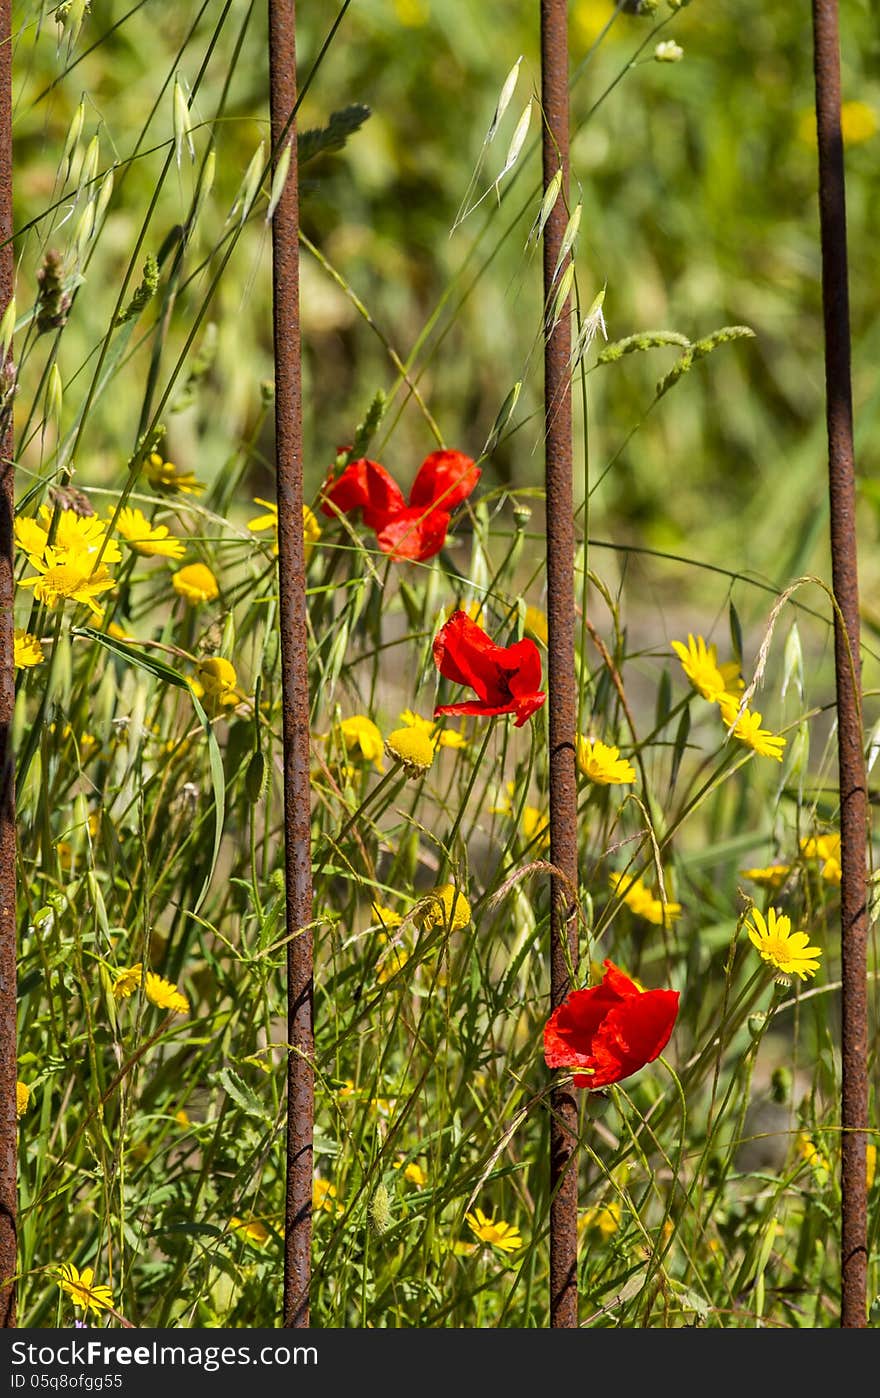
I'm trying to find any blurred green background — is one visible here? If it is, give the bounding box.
[11,0,880,649]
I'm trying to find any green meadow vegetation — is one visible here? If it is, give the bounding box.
[9,0,879,1327]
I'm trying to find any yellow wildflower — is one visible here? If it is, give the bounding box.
[174,1109,191,1128]
[465,1207,523,1254]
[114,505,185,559]
[719,695,786,761]
[194,656,240,716]
[524,604,548,646]
[16,1082,30,1118]
[144,452,205,495]
[579,1200,621,1242]
[798,100,878,146]
[385,725,435,777]
[172,562,219,605]
[867,1143,876,1193]
[393,1157,427,1188]
[399,709,466,749]
[419,884,471,932]
[339,715,384,771]
[18,550,115,616]
[372,903,404,930]
[800,833,842,885]
[313,1177,344,1217]
[144,972,190,1015]
[15,506,121,566]
[671,633,741,704]
[577,736,636,785]
[796,1131,830,1184]
[740,864,792,890]
[56,1263,114,1317]
[13,629,45,668]
[608,871,681,925]
[230,1216,271,1246]
[112,963,143,1000]
[522,804,550,851]
[247,498,321,564]
[747,906,821,983]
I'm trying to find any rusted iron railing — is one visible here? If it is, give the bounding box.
[810,0,869,1330]
[541,0,579,1330]
[268,0,314,1328]
[0,0,16,1331]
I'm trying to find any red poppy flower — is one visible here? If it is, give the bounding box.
[321,450,480,562]
[432,610,546,728]
[543,960,679,1090]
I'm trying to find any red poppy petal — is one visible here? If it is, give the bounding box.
[375,509,450,562]
[512,690,546,726]
[543,962,679,1091]
[503,638,544,702]
[434,699,518,719]
[321,458,406,530]
[432,611,503,702]
[409,450,480,512]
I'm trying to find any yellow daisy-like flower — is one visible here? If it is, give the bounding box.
[465,1207,523,1254]
[579,1200,621,1242]
[16,1081,30,1118]
[800,833,842,885]
[419,884,471,932]
[719,695,786,761]
[671,633,742,704]
[372,903,404,930]
[313,1177,344,1217]
[230,1216,271,1246]
[144,972,190,1015]
[247,498,322,564]
[393,1157,427,1188]
[114,505,186,559]
[15,506,122,567]
[13,629,45,668]
[194,656,239,716]
[796,1131,830,1183]
[608,871,682,926]
[144,452,205,496]
[522,804,550,851]
[112,963,143,1000]
[18,550,116,617]
[577,736,636,785]
[798,100,878,147]
[172,562,219,606]
[747,906,821,982]
[14,515,50,562]
[385,725,435,778]
[524,604,548,646]
[740,864,792,890]
[339,715,385,771]
[398,709,467,750]
[56,1263,115,1317]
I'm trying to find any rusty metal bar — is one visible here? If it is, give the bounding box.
[268,0,314,1329]
[0,0,16,1331]
[811,0,869,1331]
[541,0,579,1330]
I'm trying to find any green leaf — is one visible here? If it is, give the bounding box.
[298,104,371,167]
[217,1067,265,1120]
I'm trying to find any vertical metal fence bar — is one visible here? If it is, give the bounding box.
[268,0,314,1329]
[810,0,869,1331]
[0,0,16,1331]
[541,0,579,1330]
